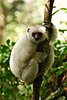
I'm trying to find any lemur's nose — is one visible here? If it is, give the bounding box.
[32,32,42,41]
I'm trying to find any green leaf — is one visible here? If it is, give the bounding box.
[6,39,10,46]
[56,68,65,76]
[11,42,15,46]
[51,67,58,72]
[63,62,67,69]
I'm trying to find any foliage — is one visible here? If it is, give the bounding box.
[0,0,44,43]
[41,40,67,100]
[0,39,67,100]
[0,40,32,100]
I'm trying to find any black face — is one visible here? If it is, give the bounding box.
[32,32,42,41]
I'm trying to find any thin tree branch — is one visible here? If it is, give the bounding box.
[45,87,64,100]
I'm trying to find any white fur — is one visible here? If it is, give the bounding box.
[10,25,57,84]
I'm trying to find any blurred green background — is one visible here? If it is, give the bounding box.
[0,0,67,44]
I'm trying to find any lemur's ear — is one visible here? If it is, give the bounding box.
[27,28,30,33]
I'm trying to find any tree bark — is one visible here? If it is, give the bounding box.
[31,0,54,100]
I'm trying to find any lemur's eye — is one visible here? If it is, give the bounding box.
[32,32,42,40]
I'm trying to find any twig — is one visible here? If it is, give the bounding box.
[45,87,64,100]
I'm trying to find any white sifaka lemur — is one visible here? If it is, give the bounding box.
[10,24,57,84]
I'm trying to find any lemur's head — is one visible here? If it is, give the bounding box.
[27,25,48,44]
